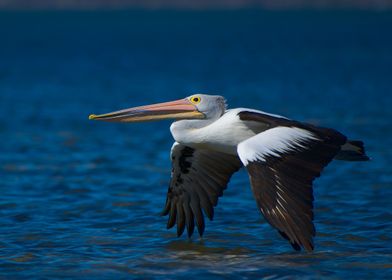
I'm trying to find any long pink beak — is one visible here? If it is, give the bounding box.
[89,98,204,122]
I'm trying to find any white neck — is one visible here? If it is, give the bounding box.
[170,118,216,145]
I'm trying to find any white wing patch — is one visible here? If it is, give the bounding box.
[237,126,320,165]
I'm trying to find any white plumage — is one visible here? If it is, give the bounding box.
[237,127,320,165]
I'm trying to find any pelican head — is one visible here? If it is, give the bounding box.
[89,94,226,123]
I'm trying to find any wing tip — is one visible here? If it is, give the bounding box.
[177,228,185,237]
[288,240,314,252]
[197,224,205,237]
[279,230,314,252]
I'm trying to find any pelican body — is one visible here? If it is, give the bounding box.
[90,94,368,252]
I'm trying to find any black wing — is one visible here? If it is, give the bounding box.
[237,112,346,251]
[162,142,242,237]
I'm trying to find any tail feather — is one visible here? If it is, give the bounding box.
[335,140,369,161]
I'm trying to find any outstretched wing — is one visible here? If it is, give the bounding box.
[162,142,242,237]
[237,112,346,251]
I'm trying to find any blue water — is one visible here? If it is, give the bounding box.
[0,10,391,279]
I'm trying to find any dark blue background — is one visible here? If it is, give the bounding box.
[0,10,391,279]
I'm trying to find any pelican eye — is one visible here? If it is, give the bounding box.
[190,96,201,104]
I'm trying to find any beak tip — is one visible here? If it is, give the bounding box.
[89,114,97,120]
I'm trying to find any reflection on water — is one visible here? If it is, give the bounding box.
[0,9,392,279]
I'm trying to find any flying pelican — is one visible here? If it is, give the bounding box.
[89,94,368,252]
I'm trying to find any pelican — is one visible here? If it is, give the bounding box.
[89,94,368,252]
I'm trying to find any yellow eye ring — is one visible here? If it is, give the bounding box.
[190,96,201,104]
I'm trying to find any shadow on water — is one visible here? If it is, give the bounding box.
[165,239,255,258]
[140,239,392,278]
